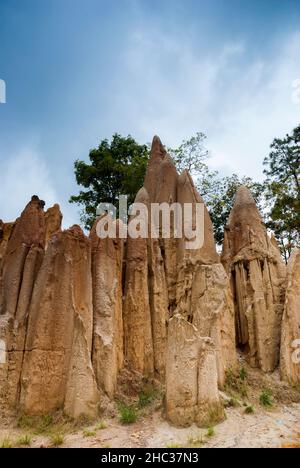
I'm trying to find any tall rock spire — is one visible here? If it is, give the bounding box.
[221,186,286,372]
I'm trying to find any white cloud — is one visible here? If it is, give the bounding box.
[112,28,300,181]
[0,148,58,222]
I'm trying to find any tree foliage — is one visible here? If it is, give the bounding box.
[263,125,300,261]
[69,134,149,229]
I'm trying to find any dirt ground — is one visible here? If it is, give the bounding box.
[0,362,300,449]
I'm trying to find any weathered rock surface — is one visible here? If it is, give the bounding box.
[19,226,99,418]
[1,136,296,430]
[90,219,124,398]
[221,187,286,372]
[175,171,237,386]
[44,204,62,247]
[280,249,300,384]
[0,196,46,408]
[166,314,224,427]
[123,188,154,377]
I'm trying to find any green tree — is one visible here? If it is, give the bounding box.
[69,134,149,229]
[263,125,300,261]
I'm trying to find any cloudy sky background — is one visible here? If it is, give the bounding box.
[0,0,300,226]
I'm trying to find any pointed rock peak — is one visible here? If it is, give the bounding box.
[150,135,167,161]
[30,195,45,210]
[45,204,63,246]
[233,186,256,208]
[178,170,204,204]
[134,187,150,204]
[66,224,85,238]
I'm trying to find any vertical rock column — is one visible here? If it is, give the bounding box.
[221,187,286,372]
[0,196,46,410]
[280,249,300,384]
[123,188,154,376]
[166,315,223,427]
[90,219,124,398]
[19,226,99,419]
[175,171,237,386]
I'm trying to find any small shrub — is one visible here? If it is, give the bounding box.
[50,433,64,447]
[239,367,248,381]
[37,414,53,433]
[118,403,137,424]
[188,433,204,446]
[245,405,255,414]
[17,414,36,430]
[138,385,157,408]
[83,429,96,438]
[0,437,13,449]
[203,402,225,427]
[225,397,239,408]
[95,421,107,431]
[166,442,181,448]
[225,368,248,398]
[17,434,32,447]
[207,427,215,438]
[259,389,273,408]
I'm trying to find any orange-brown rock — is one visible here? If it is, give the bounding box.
[0,197,46,409]
[0,221,15,266]
[44,203,62,247]
[145,136,179,312]
[90,218,124,398]
[123,188,154,376]
[166,314,224,427]
[19,226,99,418]
[280,249,300,384]
[175,171,237,386]
[221,187,286,372]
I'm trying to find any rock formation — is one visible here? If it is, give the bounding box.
[90,218,124,398]
[221,187,286,372]
[44,203,62,247]
[19,226,99,418]
[166,315,224,427]
[0,136,297,429]
[123,188,154,377]
[0,196,46,408]
[280,249,300,384]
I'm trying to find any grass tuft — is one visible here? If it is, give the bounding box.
[206,427,215,438]
[245,405,255,414]
[0,437,13,449]
[259,389,273,408]
[50,433,64,447]
[118,403,137,424]
[16,434,32,447]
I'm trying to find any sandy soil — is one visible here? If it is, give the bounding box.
[0,403,299,449]
[1,361,299,449]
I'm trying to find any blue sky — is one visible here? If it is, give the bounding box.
[0,0,300,226]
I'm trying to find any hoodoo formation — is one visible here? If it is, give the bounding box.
[0,136,298,427]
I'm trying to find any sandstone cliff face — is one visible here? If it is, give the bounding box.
[90,219,124,398]
[166,315,224,427]
[1,135,295,429]
[123,188,154,377]
[19,226,99,418]
[0,196,46,409]
[221,187,286,372]
[280,249,300,384]
[44,204,62,247]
